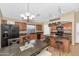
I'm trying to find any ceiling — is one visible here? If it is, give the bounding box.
[0,3,79,23]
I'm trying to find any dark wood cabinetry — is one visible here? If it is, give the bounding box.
[49,36,70,53]
[36,24,44,41]
[36,24,43,31]
[15,22,27,31]
[49,22,72,53]
[15,22,27,46]
[63,22,72,30]
[1,20,7,24]
[50,22,72,33]
[37,32,44,40]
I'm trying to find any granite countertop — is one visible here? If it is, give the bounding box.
[50,32,71,38]
[0,40,48,56]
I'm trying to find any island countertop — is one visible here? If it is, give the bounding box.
[0,40,48,56]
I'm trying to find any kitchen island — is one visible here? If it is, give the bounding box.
[0,40,48,56]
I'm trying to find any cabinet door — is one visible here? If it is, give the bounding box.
[1,20,7,24]
[22,23,27,31]
[62,38,70,53]
[63,22,72,30]
[36,24,42,31]
[15,22,27,31]
[49,37,56,47]
[50,23,56,32]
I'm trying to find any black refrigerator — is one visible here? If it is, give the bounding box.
[1,24,19,47]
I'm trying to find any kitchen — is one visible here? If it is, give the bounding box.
[0,3,79,56]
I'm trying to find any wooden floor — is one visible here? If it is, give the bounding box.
[47,44,79,56]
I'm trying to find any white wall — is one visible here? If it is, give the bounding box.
[7,20,15,24]
[76,23,79,43]
[75,11,79,43]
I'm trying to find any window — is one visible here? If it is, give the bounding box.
[27,25,36,34]
[43,24,50,35]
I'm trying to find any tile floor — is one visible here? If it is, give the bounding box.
[37,44,79,56]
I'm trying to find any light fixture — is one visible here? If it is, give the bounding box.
[57,6,63,18]
[31,15,35,18]
[20,14,25,18]
[50,6,63,22]
[20,3,35,22]
[20,13,35,21]
[25,12,30,16]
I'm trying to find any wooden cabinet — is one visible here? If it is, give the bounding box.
[49,36,70,53]
[49,23,56,32]
[15,22,27,31]
[50,22,72,33]
[19,35,29,46]
[49,22,72,53]
[36,24,43,31]
[62,38,70,53]
[63,22,72,30]
[49,36,56,48]
[37,32,44,40]
[1,20,7,24]
[15,22,27,45]
[40,32,44,39]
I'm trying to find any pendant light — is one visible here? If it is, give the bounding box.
[20,3,35,22]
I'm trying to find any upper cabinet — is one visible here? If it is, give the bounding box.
[49,22,72,33]
[36,24,43,31]
[49,23,56,32]
[63,22,72,30]
[1,20,7,24]
[15,22,27,31]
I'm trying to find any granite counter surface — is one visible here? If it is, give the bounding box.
[0,40,48,56]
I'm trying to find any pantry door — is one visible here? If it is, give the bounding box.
[76,23,79,43]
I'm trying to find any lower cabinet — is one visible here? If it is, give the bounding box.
[62,38,70,53]
[49,36,70,53]
[49,37,56,48]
